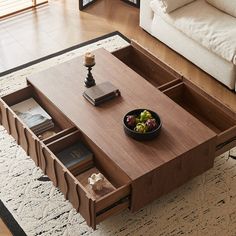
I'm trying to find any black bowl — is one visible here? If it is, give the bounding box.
[123,109,162,141]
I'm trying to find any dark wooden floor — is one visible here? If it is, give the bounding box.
[0,218,12,236]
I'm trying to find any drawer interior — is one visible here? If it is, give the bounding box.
[44,130,131,227]
[112,45,180,89]
[163,83,236,134]
[1,85,75,141]
[46,130,130,197]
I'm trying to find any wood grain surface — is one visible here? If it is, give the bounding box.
[27,48,216,181]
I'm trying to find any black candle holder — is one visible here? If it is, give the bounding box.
[84,63,96,88]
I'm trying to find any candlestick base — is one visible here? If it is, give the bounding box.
[84,63,96,88]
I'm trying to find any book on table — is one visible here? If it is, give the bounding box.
[56,142,93,173]
[83,81,120,106]
[11,98,54,135]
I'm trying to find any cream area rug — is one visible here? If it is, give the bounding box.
[0,32,236,236]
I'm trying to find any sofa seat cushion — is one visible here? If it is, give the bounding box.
[151,0,236,65]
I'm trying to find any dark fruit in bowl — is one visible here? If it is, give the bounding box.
[145,118,157,131]
[126,115,136,128]
[123,109,162,141]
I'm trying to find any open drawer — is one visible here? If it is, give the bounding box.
[0,85,75,166]
[112,40,182,90]
[39,130,131,229]
[163,81,236,156]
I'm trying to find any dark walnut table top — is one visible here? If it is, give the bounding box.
[28,48,216,181]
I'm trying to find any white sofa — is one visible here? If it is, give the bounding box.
[140,0,236,91]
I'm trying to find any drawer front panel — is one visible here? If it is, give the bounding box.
[38,145,96,227]
[0,99,40,166]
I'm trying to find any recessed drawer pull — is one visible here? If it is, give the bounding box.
[96,196,130,217]
[33,138,39,166]
[0,106,2,125]
[41,147,47,174]
[23,127,30,156]
[216,136,236,150]
[96,196,130,224]
[13,115,19,145]
[76,184,81,211]
[52,158,57,186]
[64,171,69,200]
[88,199,96,228]
[5,107,10,134]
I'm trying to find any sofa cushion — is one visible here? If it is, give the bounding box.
[206,0,236,18]
[151,0,236,65]
[150,14,236,90]
[150,0,195,13]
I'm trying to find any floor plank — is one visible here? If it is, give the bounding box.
[0,218,12,236]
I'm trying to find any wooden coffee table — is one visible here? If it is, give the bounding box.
[27,48,216,209]
[1,43,235,228]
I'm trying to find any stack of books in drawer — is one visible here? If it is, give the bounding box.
[11,98,54,135]
[57,142,93,175]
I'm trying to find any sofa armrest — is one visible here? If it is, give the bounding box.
[140,0,154,33]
